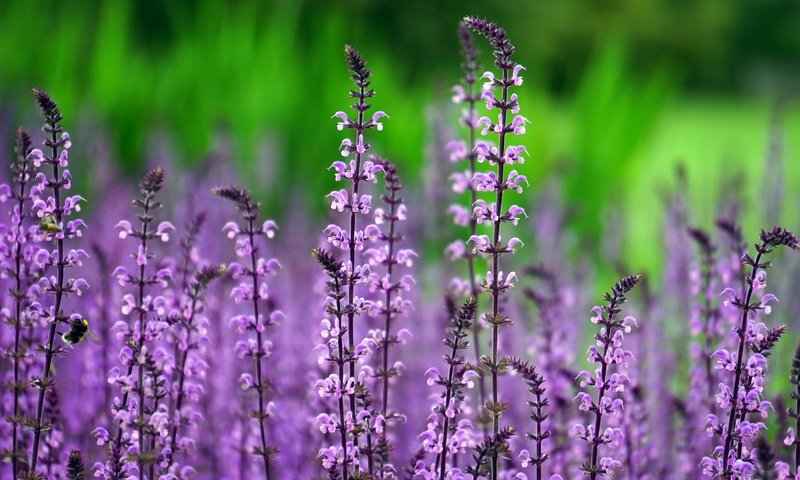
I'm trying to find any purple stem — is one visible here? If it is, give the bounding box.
[245,214,272,480]
[9,130,32,479]
[28,113,66,475]
[587,297,621,480]
[720,248,764,477]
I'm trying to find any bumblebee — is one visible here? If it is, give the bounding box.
[39,214,62,233]
[61,318,100,345]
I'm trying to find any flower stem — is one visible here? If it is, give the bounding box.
[246,216,271,480]
[28,112,65,475]
[488,52,511,480]
[437,303,471,480]
[9,129,32,479]
[720,248,764,477]
[587,297,620,480]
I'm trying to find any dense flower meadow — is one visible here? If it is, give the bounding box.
[1,16,799,480]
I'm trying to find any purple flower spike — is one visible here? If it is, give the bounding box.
[96,167,172,480]
[701,226,797,477]
[680,227,723,471]
[313,249,358,480]
[463,16,529,478]
[26,89,87,477]
[366,158,415,477]
[446,21,489,426]
[775,342,800,477]
[509,358,550,480]
[162,212,226,476]
[573,274,642,479]
[413,297,478,479]
[0,128,38,479]
[316,44,387,479]
[214,185,282,479]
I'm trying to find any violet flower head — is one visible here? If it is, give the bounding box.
[95,167,173,480]
[508,358,550,480]
[323,44,387,478]
[0,127,38,478]
[702,226,797,478]
[312,248,356,479]
[445,20,489,426]
[165,261,227,475]
[365,157,415,477]
[26,89,87,478]
[414,297,478,479]
[572,274,642,479]
[214,184,282,480]
[463,16,529,479]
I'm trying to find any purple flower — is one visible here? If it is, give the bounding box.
[26,89,88,477]
[214,185,282,479]
[572,274,642,479]
[463,16,529,477]
[509,358,550,480]
[702,227,797,477]
[96,167,173,480]
[0,128,40,479]
[413,297,478,479]
[364,158,414,476]
[315,44,389,479]
[162,212,226,476]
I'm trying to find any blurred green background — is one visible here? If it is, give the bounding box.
[1,0,799,274]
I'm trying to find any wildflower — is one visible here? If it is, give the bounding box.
[365,158,414,477]
[573,274,642,479]
[702,227,797,477]
[215,185,282,479]
[509,358,550,480]
[0,128,39,478]
[414,298,478,478]
[97,167,172,480]
[26,89,87,476]
[463,16,529,479]
[318,44,386,478]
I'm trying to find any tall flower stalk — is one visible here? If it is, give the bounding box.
[94,167,173,479]
[414,297,478,479]
[27,89,88,476]
[366,158,414,477]
[214,185,281,479]
[165,263,226,473]
[572,274,642,479]
[313,248,355,479]
[523,265,576,476]
[702,227,798,477]
[510,358,551,480]
[0,128,36,478]
[327,44,387,475]
[445,21,487,415]
[464,16,529,479]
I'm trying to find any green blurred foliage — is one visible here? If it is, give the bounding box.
[0,0,798,267]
